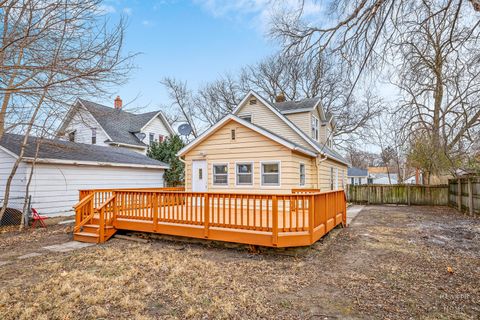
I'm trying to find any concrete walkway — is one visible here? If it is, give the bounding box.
[346,205,365,226]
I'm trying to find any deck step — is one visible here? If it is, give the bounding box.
[84,224,114,229]
[73,231,99,243]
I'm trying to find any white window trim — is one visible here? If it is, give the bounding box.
[212,163,229,187]
[299,162,306,186]
[260,161,281,188]
[311,115,319,141]
[235,161,254,187]
[335,167,339,190]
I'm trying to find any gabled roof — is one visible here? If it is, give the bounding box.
[347,167,368,177]
[59,99,174,148]
[177,114,317,158]
[0,133,169,169]
[232,91,349,166]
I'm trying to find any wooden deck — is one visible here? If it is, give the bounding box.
[73,188,346,247]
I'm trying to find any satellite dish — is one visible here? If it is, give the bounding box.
[178,123,192,136]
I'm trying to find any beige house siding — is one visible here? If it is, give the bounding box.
[236,97,312,150]
[184,120,316,193]
[286,112,311,137]
[317,158,348,191]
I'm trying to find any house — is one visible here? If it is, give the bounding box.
[0,133,169,217]
[177,91,349,193]
[347,167,369,185]
[57,96,175,154]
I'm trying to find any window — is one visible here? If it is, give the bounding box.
[299,163,306,186]
[330,167,334,190]
[91,128,97,144]
[149,133,155,145]
[326,126,333,147]
[198,168,203,180]
[311,116,319,141]
[340,169,344,189]
[213,164,228,185]
[358,177,362,185]
[351,178,355,185]
[231,129,236,140]
[159,135,165,143]
[68,131,75,142]
[240,114,252,123]
[236,163,253,185]
[261,162,280,186]
[249,99,257,105]
[335,168,339,190]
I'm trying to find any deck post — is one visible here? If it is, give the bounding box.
[204,193,210,238]
[98,208,104,244]
[112,191,118,227]
[153,193,158,231]
[272,196,278,246]
[309,195,315,243]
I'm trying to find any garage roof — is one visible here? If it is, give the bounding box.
[0,134,169,169]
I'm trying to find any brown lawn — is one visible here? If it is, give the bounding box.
[0,206,479,319]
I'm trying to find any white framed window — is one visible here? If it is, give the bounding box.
[311,115,319,141]
[236,162,253,186]
[213,163,228,186]
[335,167,339,190]
[261,161,280,186]
[299,163,306,186]
[91,128,97,144]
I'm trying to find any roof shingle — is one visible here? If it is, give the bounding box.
[0,133,169,168]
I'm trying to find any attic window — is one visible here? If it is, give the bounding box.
[68,131,75,142]
[249,99,257,105]
[91,128,97,144]
[231,129,236,140]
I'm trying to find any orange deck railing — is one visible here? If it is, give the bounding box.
[74,188,346,247]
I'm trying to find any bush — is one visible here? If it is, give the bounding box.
[147,135,185,187]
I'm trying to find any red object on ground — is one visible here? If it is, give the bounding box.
[31,208,48,228]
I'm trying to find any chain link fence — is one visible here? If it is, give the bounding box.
[0,196,31,227]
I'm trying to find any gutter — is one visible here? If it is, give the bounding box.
[22,157,169,170]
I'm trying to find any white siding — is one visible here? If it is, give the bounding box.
[141,116,171,143]
[62,108,110,146]
[0,149,27,209]
[24,163,164,217]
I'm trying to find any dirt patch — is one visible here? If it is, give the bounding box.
[0,206,479,319]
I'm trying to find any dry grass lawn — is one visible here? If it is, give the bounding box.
[0,206,479,319]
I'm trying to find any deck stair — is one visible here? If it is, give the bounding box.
[72,193,117,243]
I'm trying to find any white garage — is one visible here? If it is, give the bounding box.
[0,133,169,217]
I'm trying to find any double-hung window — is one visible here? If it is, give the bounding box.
[299,163,306,186]
[213,164,228,185]
[236,163,253,185]
[311,116,319,141]
[261,162,280,186]
[149,133,155,145]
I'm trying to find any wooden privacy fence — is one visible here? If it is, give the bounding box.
[74,188,347,247]
[449,177,479,216]
[347,184,449,206]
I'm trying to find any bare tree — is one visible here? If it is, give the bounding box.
[0,0,135,221]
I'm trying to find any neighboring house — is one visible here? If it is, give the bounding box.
[347,167,369,185]
[0,133,169,216]
[369,173,398,184]
[177,91,349,193]
[57,96,175,154]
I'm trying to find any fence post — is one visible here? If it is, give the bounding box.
[272,195,279,245]
[381,186,384,204]
[367,185,370,205]
[468,178,474,216]
[457,178,462,213]
[204,193,210,238]
[407,184,411,206]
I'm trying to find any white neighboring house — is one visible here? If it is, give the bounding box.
[0,133,169,217]
[57,96,175,154]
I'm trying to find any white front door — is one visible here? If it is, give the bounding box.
[192,160,208,192]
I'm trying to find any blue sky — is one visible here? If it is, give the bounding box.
[98,0,293,111]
